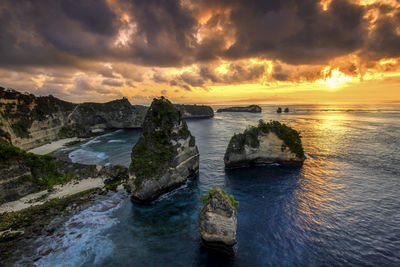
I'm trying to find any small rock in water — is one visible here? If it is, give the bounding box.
[198,186,238,255]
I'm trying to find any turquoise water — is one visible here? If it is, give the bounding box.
[25,105,400,266]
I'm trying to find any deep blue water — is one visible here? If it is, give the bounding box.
[27,105,400,266]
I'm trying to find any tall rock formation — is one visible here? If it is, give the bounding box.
[198,186,238,255]
[224,120,305,168]
[127,97,199,204]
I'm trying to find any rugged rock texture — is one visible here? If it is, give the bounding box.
[198,187,238,255]
[0,87,146,150]
[224,120,305,168]
[0,141,128,204]
[68,98,146,131]
[217,105,262,113]
[128,97,199,204]
[175,104,214,119]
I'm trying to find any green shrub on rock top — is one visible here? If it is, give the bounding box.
[200,186,239,211]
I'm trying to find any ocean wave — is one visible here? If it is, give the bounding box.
[69,149,108,164]
[108,139,124,143]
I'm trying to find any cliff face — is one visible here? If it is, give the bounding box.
[128,97,199,204]
[69,98,146,130]
[175,104,214,118]
[0,88,146,150]
[198,187,238,254]
[224,120,305,168]
[217,105,262,113]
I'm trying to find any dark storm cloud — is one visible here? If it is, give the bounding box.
[362,8,400,60]
[0,0,398,70]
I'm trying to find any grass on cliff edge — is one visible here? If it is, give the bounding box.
[200,186,239,212]
[225,120,305,159]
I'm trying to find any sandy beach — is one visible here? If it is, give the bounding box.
[0,177,105,213]
[27,138,81,155]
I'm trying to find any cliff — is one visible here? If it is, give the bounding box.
[0,87,146,150]
[217,105,262,113]
[175,104,214,119]
[68,98,146,130]
[198,186,238,255]
[0,141,128,205]
[224,120,305,168]
[127,97,199,204]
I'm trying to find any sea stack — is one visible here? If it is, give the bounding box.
[224,120,305,168]
[277,107,282,113]
[128,97,199,204]
[284,108,289,113]
[198,187,238,255]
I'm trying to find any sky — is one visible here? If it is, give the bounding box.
[0,0,399,104]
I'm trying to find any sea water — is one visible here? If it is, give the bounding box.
[25,105,400,266]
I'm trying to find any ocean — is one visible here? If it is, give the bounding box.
[22,104,400,266]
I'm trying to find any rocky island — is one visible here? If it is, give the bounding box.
[224,120,305,168]
[217,105,262,113]
[198,186,238,255]
[127,97,199,204]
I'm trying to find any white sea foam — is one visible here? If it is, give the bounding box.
[69,149,108,164]
[108,139,124,143]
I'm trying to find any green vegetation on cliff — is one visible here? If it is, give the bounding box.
[225,120,305,159]
[0,142,88,189]
[200,186,239,211]
[130,97,192,189]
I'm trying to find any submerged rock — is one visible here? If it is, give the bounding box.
[224,120,305,168]
[128,97,199,204]
[198,186,238,255]
[217,105,262,113]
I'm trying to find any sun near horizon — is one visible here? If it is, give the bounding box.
[0,0,399,105]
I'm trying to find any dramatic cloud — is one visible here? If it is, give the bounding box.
[0,0,399,103]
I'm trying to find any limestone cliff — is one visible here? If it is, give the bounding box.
[198,186,238,254]
[224,120,305,168]
[68,98,146,130]
[175,104,214,119]
[0,87,146,150]
[128,97,199,204]
[217,105,262,113]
